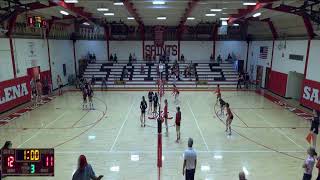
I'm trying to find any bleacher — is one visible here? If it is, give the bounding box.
[83,60,238,88]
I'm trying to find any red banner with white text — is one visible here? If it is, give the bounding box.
[300,79,320,111]
[0,76,32,113]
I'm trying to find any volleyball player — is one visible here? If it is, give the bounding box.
[215,84,221,102]
[175,106,181,143]
[172,84,180,103]
[87,83,94,110]
[148,91,154,114]
[225,103,233,135]
[153,93,159,115]
[310,110,320,148]
[164,99,169,137]
[218,97,226,116]
[82,82,88,110]
[140,96,148,127]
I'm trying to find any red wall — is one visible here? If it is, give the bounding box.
[268,70,288,97]
[0,76,32,113]
[301,79,320,111]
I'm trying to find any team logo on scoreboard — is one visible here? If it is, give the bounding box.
[0,83,29,105]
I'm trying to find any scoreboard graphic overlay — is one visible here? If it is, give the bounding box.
[1,149,54,176]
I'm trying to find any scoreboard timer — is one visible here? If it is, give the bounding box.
[1,148,54,176]
[27,16,47,28]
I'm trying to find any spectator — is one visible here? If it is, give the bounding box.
[140,64,145,75]
[101,77,107,90]
[152,55,156,62]
[57,75,63,96]
[310,110,320,148]
[217,54,222,63]
[302,147,317,180]
[72,155,103,180]
[123,68,129,78]
[133,53,137,62]
[36,79,42,105]
[110,54,114,62]
[210,54,214,61]
[183,138,197,180]
[91,75,95,86]
[181,54,185,61]
[239,171,247,180]
[92,53,96,62]
[114,53,118,63]
[129,53,133,62]
[228,53,232,61]
[236,72,242,89]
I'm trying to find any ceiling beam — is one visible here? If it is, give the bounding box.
[123,0,144,26]
[228,2,270,24]
[178,0,199,29]
[49,0,94,24]
[264,4,315,39]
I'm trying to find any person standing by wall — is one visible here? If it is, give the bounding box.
[175,106,181,143]
[140,96,147,127]
[57,75,63,96]
[183,138,197,180]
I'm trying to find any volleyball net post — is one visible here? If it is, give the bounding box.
[157,65,164,168]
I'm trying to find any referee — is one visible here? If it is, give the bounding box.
[183,138,197,180]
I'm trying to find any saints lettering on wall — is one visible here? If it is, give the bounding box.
[301,79,320,111]
[145,44,178,57]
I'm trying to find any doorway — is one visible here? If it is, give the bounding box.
[265,67,271,89]
[256,65,263,87]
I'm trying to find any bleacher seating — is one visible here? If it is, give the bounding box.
[83,60,238,88]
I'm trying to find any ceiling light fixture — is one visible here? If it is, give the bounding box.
[187,17,195,20]
[211,9,222,12]
[127,17,135,20]
[114,2,124,5]
[64,0,78,3]
[60,10,69,16]
[157,17,166,20]
[153,1,165,5]
[104,13,115,16]
[205,14,216,17]
[220,17,229,20]
[97,8,109,11]
[222,21,228,26]
[243,2,257,6]
[83,22,90,26]
[252,12,261,17]
[233,23,239,26]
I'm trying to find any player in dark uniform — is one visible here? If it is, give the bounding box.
[225,103,234,135]
[148,91,154,114]
[82,83,88,110]
[218,97,226,116]
[140,96,148,127]
[87,83,94,110]
[153,93,159,115]
[310,110,320,148]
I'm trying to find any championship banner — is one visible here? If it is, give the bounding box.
[154,26,164,47]
[0,76,32,113]
[301,79,320,111]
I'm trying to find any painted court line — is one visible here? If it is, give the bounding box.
[18,112,67,148]
[55,150,304,154]
[187,100,209,151]
[109,99,135,152]
[254,110,305,150]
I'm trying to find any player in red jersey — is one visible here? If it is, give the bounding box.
[164,99,169,137]
[172,84,180,103]
[215,84,221,102]
[175,106,181,143]
[87,82,94,110]
[225,103,234,135]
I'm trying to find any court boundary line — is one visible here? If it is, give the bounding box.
[109,98,135,152]
[18,111,67,148]
[187,100,209,151]
[55,150,305,154]
[254,110,305,150]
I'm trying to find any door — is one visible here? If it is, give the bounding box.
[265,67,271,89]
[256,65,263,87]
